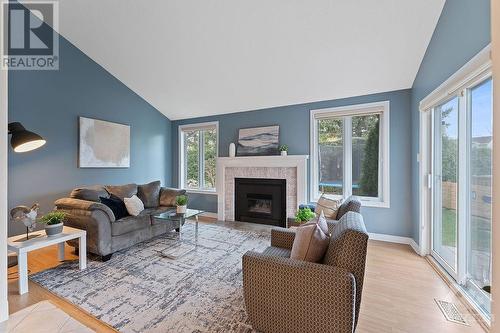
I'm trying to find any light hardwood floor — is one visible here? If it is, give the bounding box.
[7,221,487,333]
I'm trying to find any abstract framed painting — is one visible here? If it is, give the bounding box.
[79,117,130,168]
[236,125,279,156]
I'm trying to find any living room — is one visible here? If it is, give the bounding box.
[1,0,499,332]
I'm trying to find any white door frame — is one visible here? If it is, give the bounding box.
[490,0,500,329]
[0,66,9,322]
[419,45,491,256]
[418,109,431,256]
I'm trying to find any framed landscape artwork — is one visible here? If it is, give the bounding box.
[237,125,280,156]
[79,117,130,168]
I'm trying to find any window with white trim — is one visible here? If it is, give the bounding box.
[310,101,390,207]
[179,122,218,192]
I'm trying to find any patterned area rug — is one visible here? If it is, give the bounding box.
[31,222,270,332]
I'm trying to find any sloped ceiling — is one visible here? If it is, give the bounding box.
[55,0,445,120]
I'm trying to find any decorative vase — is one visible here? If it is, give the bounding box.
[281,151,288,156]
[44,222,63,237]
[177,205,187,214]
[229,143,236,157]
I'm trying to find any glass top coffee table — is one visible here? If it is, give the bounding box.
[153,209,204,259]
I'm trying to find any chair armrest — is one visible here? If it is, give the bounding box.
[242,251,356,333]
[270,227,296,250]
[55,198,115,222]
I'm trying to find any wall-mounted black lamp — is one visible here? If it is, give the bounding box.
[8,122,46,153]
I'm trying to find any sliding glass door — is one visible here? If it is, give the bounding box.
[432,97,459,274]
[431,77,492,318]
[465,78,492,314]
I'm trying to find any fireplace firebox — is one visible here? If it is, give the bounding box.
[234,178,286,227]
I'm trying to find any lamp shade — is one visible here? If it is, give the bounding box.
[8,122,46,153]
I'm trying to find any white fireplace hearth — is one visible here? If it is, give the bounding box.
[216,155,309,222]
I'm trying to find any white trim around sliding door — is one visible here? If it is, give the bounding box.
[0,66,9,322]
[419,44,492,257]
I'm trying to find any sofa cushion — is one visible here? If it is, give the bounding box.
[70,185,109,202]
[159,187,186,207]
[262,246,291,258]
[111,210,151,236]
[137,181,161,208]
[290,220,330,263]
[100,194,129,220]
[105,183,138,200]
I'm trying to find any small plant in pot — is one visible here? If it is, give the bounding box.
[278,144,288,156]
[40,211,66,237]
[294,207,316,225]
[176,195,188,214]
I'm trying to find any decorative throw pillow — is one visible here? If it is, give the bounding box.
[124,195,145,216]
[300,211,329,235]
[105,183,138,201]
[317,211,329,236]
[290,218,330,263]
[316,194,342,219]
[159,187,187,207]
[99,194,129,220]
[137,181,161,208]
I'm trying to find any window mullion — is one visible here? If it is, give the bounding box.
[199,130,205,190]
[457,90,468,284]
[183,131,188,188]
[378,115,383,201]
[344,117,353,198]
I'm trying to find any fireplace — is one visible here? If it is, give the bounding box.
[234,178,286,227]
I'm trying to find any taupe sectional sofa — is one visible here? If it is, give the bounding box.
[55,181,185,260]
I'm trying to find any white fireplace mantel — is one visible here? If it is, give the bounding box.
[216,155,309,221]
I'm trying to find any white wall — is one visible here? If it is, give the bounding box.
[491,0,499,330]
[0,67,8,322]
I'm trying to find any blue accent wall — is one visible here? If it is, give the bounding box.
[410,0,491,243]
[172,89,413,237]
[8,35,172,236]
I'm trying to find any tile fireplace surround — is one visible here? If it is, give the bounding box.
[216,155,309,221]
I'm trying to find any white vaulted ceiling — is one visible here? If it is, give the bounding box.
[54,0,445,120]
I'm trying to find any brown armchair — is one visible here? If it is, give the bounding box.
[242,212,368,333]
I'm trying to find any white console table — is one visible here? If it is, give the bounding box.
[8,226,87,295]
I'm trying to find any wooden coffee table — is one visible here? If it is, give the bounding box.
[8,226,87,295]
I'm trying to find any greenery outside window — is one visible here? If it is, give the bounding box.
[310,101,390,207]
[179,122,218,192]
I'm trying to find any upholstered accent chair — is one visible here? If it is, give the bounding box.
[242,212,368,333]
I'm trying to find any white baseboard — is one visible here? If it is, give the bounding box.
[369,232,421,255]
[409,239,422,255]
[0,300,7,323]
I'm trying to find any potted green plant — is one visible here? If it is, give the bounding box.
[291,207,316,227]
[176,194,188,214]
[278,144,288,156]
[40,211,66,237]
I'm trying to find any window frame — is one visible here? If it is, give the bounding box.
[310,101,390,208]
[178,121,219,194]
